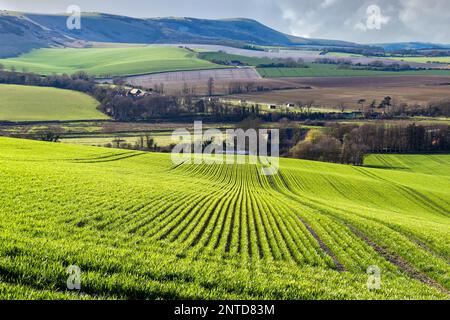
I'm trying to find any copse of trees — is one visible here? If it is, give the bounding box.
[256,58,308,68]
[290,123,450,165]
[0,69,96,92]
[313,58,414,71]
[320,47,386,57]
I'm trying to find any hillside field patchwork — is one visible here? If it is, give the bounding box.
[0,137,448,299]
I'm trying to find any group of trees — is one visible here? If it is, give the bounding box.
[0,69,97,93]
[103,134,168,152]
[320,47,385,57]
[409,100,450,117]
[290,123,450,165]
[361,61,413,71]
[357,97,450,118]
[256,58,308,68]
[314,58,414,72]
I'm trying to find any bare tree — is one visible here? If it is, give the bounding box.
[306,100,315,114]
[357,99,366,112]
[207,77,215,96]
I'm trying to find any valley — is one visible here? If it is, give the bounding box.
[0,6,449,303]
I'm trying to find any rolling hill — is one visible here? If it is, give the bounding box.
[0,84,107,121]
[0,11,359,57]
[0,11,78,58]
[0,137,448,299]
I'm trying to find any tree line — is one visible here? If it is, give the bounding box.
[290,122,450,165]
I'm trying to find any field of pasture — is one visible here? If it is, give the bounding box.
[0,137,448,299]
[0,84,107,121]
[0,46,221,77]
[257,64,450,78]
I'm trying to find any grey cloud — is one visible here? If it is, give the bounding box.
[275,0,450,43]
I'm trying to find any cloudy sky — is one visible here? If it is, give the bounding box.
[1,0,449,44]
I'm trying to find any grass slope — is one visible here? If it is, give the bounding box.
[0,84,107,121]
[0,47,222,77]
[0,137,449,299]
[365,154,450,176]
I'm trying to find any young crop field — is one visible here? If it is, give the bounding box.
[0,46,222,77]
[257,64,450,77]
[0,84,108,121]
[0,137,449,299]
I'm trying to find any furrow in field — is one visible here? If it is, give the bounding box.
[346,223,450,296]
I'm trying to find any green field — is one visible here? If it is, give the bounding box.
[257,64,450,77]
[390,56,450,64]
[0,47,222,77]
[0,137,449,299]
[0,84,107,121]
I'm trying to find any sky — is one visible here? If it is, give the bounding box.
[1,0,450,44]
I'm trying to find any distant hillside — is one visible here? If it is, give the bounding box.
[0,11,76,57]
[4,11,448,58]
[0,11,359,57]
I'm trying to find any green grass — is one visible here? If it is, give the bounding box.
[257,64,450,77]
[390,56,450,64]
[0,137,449,299]
[0,84,107,121]
[364,154,450,176]
[0,47,222,77]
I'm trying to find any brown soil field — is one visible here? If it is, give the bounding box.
[228,75,450,109]
[123,67,264,94]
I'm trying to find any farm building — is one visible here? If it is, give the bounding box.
[286,103,295,108]
[126,88,148,97]
[269,104,277,110]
